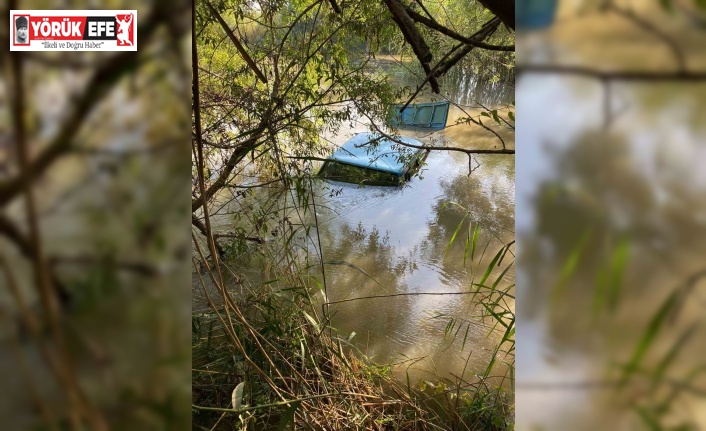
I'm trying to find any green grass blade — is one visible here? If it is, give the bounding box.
[479,302,508,329]
[649,322,699,394]
[444,216,467,258]
[470,223,480,261]
[619,290,679,388]
[461,323,470,352]
[606,237,630,311]
[302,311,320,332]
[491,262,514,292]
[634,406,661,431]
[479,248,504,288]
[278,400,301,431]
[552,230,591,304]
[463,230,471,267]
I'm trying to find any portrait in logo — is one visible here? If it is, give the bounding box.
[14,15,29,44]
[115,13,134,46]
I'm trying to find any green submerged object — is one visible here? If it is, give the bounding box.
[388,101,450,129]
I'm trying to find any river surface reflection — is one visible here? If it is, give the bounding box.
[309,60,515,382]
[316,123,514,382]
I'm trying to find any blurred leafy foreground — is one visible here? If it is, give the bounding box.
[516,0,706,430]
[1,1,192,429]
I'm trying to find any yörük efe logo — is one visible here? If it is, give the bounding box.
[10,10,137,51]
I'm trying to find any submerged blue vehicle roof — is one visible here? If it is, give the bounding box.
[327,132,423,176]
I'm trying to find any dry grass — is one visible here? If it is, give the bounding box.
[191,254,444,431]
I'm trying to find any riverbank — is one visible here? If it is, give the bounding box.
[192,235,514,430]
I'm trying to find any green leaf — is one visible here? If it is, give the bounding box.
[483,345,499,377]
[461,324,470,351]
[619,290,680,389]
[649,323,699,394]
[463,234,471,267]
[444,317,456,336]
[302,311,320,332]
[491,262,514,292]
[444,216,467,258]
[479,247,504,288]
[502,324,515,345]
[491,109,501,124]
[593,237,630,315]
[470,223,480,261]
[635,406,662,431]
[552,230,591,304]
[277,400,301,431]
[659,0,673,12]
[606,238,630,311]
[480,302,508,329]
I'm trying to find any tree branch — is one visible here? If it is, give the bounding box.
[607,5,685,71]
[191,129,265,213]
[203,0,268,84]
[383,0,439,92]
[384,139,514,155]
[516,64,706,81]
[404,7,514,51]
[476,0,515,30]
[325,289,514,306]
[398,43,464,112]
[432,18,502,78]
[398,18,502,112]
[327,0,341,14]
[191,214,224,256]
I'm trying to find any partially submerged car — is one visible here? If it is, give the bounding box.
[318,132,429,186]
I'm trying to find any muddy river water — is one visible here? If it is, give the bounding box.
[206,60,516,385]
[316,110,514,383]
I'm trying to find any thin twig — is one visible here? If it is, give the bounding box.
[203,0,268,84]
[192,392,383,414]
[607,5,686,71]
[517,64,706,81]
[11,41,103,430]
[325,289,515,306]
